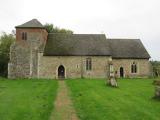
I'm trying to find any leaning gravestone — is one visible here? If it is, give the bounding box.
[153,80,160,99]
[107,62,118,87]
[107,76,118,87]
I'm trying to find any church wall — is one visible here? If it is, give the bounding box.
[112,59,151,78]
[8,43,31,78]
[38,56,82,79]
[8,28,48,79]
[82,56,110,78]
[16,28,48,42]
[38,56,111,79]
[16,28,48,50]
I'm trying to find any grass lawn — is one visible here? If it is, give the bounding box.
[0,77,58,120]
[67,78,160,120]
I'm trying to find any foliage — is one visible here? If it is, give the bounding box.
[151,61,160,77]
[0,33,15,77]
[44,23,73,34]
[67,78,160,120]
[0,78,58,120]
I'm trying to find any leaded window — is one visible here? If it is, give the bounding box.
[86,58,92,70]
[131,62,137,73]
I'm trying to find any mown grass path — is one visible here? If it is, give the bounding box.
[50,80,79,120]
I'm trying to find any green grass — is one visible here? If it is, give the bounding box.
[0,78,58,120]
[66,78,160,120]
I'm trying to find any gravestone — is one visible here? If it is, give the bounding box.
[153,80,160,99]
[108,76,118,87]
[107,62,118,87]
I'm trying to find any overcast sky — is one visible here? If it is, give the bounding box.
[0,0,159,60]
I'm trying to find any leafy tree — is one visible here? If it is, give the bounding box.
[0,33,15,77]
[44,23,73,34]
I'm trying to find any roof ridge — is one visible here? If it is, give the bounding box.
[48,32,105,35]
[109,38,150,59]
[48,33,105,35]
[44,33,111,56]
[108,38,140,40]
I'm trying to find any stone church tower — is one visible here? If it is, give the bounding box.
[8,19,48,78]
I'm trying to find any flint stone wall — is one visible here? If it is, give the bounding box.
[112,59,151,78]
[38,56,111,79]
[8,43,39,79]
[8,28,47,79]
[8,43,30,78]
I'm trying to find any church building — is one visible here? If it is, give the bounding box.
[8,19,151,79]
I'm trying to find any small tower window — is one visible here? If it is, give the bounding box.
[86,58,92,71]
[22,32,27,40]
[131,62,137,73]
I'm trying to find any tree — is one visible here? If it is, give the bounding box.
[0,32,15,77]
[44,23,73,34]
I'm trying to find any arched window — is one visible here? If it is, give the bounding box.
[131,62,137,73]
[86,58,92,70]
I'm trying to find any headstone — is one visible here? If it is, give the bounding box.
[107,62,118,87]
[108,76,118,87]
[153,80,160,99]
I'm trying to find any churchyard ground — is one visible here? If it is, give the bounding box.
[0,77,58,120]
[0,77,160,120]
[67,78,160,120]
